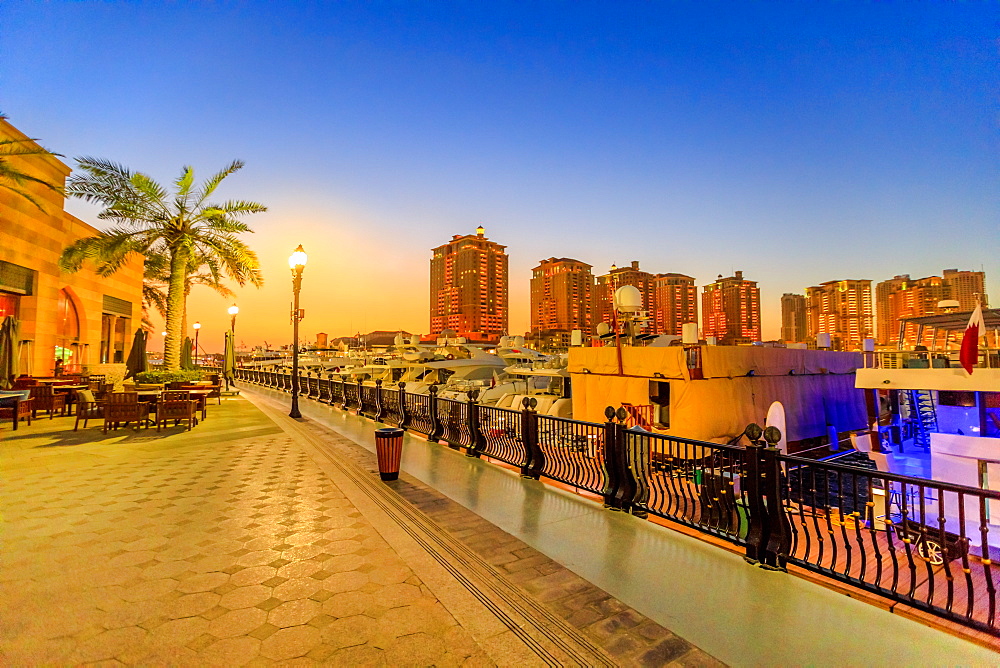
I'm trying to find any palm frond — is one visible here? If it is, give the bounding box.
[194,159,245,205]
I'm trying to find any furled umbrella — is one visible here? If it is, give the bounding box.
[0,315,19,390]
[181,337,195,371]
[123,328,149,380]
[223,330,236,391]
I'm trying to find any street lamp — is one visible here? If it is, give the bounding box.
[193,322,201,368]
[289,244,307,418]
[228,304,239,333]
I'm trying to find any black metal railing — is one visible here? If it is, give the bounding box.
[232,367,1000,637]
[359,383,378,418]
[636,431,749,543]
[478,404,526,468]
[777,453,1000,635]
[537,414,607,496]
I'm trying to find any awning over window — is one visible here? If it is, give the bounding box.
[102,295,132,317]
[0,261,34,295]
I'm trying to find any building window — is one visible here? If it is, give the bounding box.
[100,295,132,363]
[55,289,81,369]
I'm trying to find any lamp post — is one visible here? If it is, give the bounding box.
[228,304,239,333]
[193,322,201,368]
[289,245,308,418]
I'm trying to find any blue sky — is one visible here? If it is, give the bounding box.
[1,1,996,348]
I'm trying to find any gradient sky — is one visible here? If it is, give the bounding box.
[2,1,996,352]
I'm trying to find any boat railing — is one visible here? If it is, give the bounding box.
[233,366,1000,638]
[862,348,996,369]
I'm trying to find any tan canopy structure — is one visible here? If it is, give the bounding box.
[569,346,867,444]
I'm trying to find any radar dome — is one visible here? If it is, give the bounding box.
[614,285,643,313]
[596,322,611,336]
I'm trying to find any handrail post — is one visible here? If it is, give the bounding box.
[428,385,443,443]
[397,382,410,430]
[743,440,770,565]
[355,378,363,414]
[602,419,624,509]
[374,379,385,423]
[519,401,543,479]
[760,446,790,571]
[466,392,483,458]
[624,427,650,518]
[339,376,348,408]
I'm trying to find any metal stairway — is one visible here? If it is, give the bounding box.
[904,390,938,449]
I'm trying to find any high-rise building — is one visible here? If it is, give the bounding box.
[593,261,656,331]
[804,280,873,351]
[875,269,987,346]
[429,226,508,340]
[780,293,807,343]
[942,269,987,309]
[530,258,593,346]
[701,271,760,345]
[652,273,697,336]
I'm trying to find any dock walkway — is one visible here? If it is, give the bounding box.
[246,385,1000,666]
[1,393,710,666]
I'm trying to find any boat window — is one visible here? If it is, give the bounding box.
[649,381,670,428]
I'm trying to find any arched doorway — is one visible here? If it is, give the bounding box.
[55,289,80,373]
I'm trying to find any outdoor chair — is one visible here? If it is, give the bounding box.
[31,384,67,419]
[155,390,198,431]
[179,386,211,419]
[102,392,150,433]
[73,388,104,431]
[0,391,33,431]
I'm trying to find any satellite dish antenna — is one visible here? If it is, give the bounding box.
[596,322,611,337]
[394,333,405,347]
[614,285,643,313]
[513,335,525,347]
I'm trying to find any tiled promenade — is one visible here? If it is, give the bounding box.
[0,395,715,666]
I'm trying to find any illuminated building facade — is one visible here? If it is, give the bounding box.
[701,271,760,345]
[593,261,655,331]
[804,279,873,351]
[652,273,697,336]
[875,270,987,346]
[780,293,807,343]
[530,258,592,347]
[0,117,143,380]
[429,226,508,340]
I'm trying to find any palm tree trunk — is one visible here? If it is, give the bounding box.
[164,249,189,370]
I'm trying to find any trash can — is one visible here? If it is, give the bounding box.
[374,427,404,481]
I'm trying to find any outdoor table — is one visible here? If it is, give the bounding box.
[136,389,212,421]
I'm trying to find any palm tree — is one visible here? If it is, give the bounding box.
[142,245,237,331]
[58,158,265,370]
[0,113,64,211]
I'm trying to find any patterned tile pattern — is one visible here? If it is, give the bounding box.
[0,401,493,665]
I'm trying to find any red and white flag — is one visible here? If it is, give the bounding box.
[959,302,985,374]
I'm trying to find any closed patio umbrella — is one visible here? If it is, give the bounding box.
[181,337,195,371]
[0,316,19,390]
[223,330,236,390]
[123,328,149,380]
